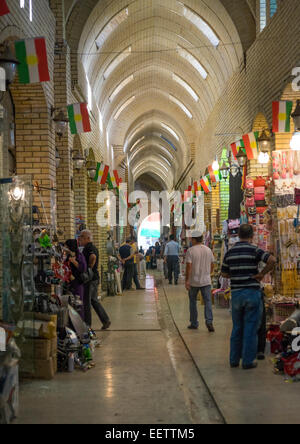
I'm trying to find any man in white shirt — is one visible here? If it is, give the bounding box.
[185,232,215,332]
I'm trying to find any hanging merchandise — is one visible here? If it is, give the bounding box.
[0,0,9,16]
[15,37,50,84]
[67,103,91,135]
[272,101,293,133]
[242,132,259,160]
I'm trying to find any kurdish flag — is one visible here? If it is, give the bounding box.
[15,37,50,84]
[231,140,244,160]
[200,176,211,194]
[107,170,120,189]
[272,101,293,133]
[68,103,91,135]
[242,132,259,160]
[0,0,9,16]
[207,165,217,184]
[94,162,110,185]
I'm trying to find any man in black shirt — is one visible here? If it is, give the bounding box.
[79,230,111,330]
[118,239,135,291]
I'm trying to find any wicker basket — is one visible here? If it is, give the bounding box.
[273,303,298,324]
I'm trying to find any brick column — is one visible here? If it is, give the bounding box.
[10,82,56,225]
[50,0,75,238]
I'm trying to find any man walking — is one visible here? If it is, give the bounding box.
[221,224,276,370]
[79,230,111,331]
[164,234,180,285]
[185,233,215,332]
[119,239,144,291]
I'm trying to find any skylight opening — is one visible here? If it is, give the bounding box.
[86,74,92,110]
[172,74,199,102]
[130,146,173,165]
[114,96,135,120]
[158,145,175,159]
[133,163,168,179]
[169,95,193,119]
[177,46,208,80]
[98,106,103,133]
[160,136,177,151]
[95,8,129,50]
[109,75,134,102]
[103,46,132,80]
[161,123,180,141]
[182,5,220,47]
[130,136,145,152]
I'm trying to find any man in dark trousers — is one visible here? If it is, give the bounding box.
[79,230,111,331]
[164,234,180,285]
[221,224,275,370]
[118,239,143,291]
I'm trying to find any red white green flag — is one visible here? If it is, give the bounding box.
[207,165,217,184]
[94,163,110,185]
[15,37,50,84]
[0,0,9,16]
[67,103,91,135]
[200,177,211,194]
[231,140,244,160]
[272,101,293,133]
[242,132,259,160]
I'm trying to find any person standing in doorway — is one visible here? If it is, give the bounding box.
[164,234,180,285]
[79,230,111,331]
[221,224,276,370]
[185,233,215,332]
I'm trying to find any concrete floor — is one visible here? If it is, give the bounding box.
[15,274,300,424]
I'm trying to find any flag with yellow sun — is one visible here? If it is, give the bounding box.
[15,37,50,84]
[67,103,91,135]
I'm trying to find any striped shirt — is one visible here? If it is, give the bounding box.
[221,242,270,290]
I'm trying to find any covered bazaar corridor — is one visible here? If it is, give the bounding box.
[16,275,300,425]
[1,0,300,428]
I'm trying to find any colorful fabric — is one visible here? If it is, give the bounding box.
[94,163,109,185]
[15,37,50,84]
[67,103,91,135]
[272,101,293,133]
[242,132,259,160]
[0,0,9,16]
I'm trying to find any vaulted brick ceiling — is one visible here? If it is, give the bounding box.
[66,0,255,189]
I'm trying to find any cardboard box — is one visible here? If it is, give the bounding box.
[34,359,54,380]
[22,338,51,361]
[50,337,57,356]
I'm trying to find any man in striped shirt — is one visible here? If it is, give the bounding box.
[221,224,276,370]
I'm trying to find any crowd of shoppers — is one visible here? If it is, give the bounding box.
[64,230,111,336]
[64,224,275,372]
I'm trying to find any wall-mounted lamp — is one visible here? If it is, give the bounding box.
[72,150,86,170]
[51,107,69,139]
